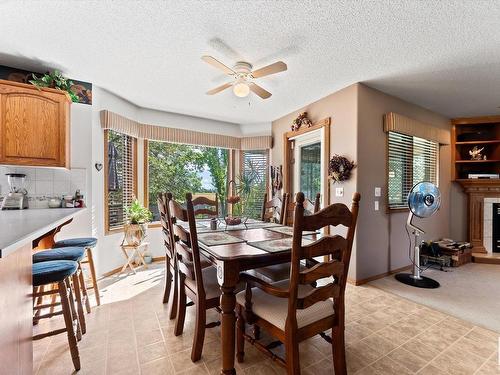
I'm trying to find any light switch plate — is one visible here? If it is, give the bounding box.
[375,187,381,197]
[374,201,379,211]
[335,187,344,197]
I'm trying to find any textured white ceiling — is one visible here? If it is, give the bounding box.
[1,0,500,124]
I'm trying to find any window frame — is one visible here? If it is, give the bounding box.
[144,139,233,225]
[239,149,270,219]
[103,129,138,234]
[143,140,162,228]
[386,131,440,213]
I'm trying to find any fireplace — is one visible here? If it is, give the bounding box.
[493,203,500,253]
[460,180,500,253]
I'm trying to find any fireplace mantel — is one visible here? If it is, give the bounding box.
[458,179,500,253]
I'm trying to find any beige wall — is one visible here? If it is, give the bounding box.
[271,82,456,283]
[356,84,451,281]
[272,84,359,277]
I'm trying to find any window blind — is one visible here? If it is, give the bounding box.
[106,130,136,231]
[241,150,268,219]
[387,131,439,209]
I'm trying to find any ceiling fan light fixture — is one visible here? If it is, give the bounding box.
[233,82,250,98]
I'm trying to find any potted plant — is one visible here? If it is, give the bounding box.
[29,70,80,103]
[124,199,153,246]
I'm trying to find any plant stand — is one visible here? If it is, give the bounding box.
[120,242,149,274]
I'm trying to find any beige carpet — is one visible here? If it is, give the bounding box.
[369,263,500,333]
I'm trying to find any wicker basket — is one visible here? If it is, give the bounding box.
[123,223,147,246]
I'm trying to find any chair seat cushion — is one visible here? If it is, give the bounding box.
[33,260,78,286]
[251,263,292,283]
[185,266,244,301]
[236,280,334,330]
[251,262,308,283]
[53,237,97,249]
[33,247,85,263]
[185,266,221,300]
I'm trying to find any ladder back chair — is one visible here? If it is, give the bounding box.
[254,192,322,283]
[284,192,321,226]
[191,193,219,218]
[157,192,178,319]
[236,191,361,375]
[261,192,287,224]
[169,193,223,362]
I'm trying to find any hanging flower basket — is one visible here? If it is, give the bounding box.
[328,154,356,183]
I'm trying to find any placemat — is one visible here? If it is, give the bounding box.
[248,237,314,253]
[264,226,318,236]
[245,221,282,229]
[198,220,281,232]
[178,221,208,230]
[197,232,246,246]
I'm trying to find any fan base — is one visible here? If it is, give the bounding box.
[395,273,440,289]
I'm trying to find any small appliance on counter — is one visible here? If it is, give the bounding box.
[1,173,29,210]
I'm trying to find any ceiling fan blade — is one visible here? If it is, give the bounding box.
[251,61,287,78]
[201,55,236,75]
[249,82,272,99]
[206,82,233,95]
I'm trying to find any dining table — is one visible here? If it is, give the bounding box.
[182,218,320,375]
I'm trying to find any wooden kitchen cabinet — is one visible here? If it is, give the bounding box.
[0,79,71,168]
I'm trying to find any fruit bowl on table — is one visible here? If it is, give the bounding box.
[223,216,248,229]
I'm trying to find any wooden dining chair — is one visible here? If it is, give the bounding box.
[261,192,287,224]
[284,193,321,226]
[169,193,224,362]
[236,191,361,374]
[191,193,219,218]
[157,192,178,319]
[252,193,321,284]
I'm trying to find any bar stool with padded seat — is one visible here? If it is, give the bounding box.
[53,237,100,307]
[32,260,82,371]
[33,247,88,334]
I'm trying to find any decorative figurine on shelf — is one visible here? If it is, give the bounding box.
[270,165,283,197]
[469,146,485,160]
[291,111,313,131]
[328,154,356,183]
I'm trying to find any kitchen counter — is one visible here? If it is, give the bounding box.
[0,208,86,258]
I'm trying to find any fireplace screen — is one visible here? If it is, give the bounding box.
[493,203,500,253]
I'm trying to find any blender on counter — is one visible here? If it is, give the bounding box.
[1,173,29,210]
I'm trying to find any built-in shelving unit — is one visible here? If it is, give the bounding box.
[452,116,500,255]
[451,116,500,181]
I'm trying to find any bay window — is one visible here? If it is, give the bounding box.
[104,130,137,233]
[145,140,229,222]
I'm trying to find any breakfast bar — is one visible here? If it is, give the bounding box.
[0,208,86,374]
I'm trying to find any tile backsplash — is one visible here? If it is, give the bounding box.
[0,166,87,208]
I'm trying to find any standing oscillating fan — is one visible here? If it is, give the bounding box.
[395,182,441,289]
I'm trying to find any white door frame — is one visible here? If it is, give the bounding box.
[290,128,325,205]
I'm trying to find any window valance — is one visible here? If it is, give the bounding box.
[100,110,272,150]
[383,112,450,145]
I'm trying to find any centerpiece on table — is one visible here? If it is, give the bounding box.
[225,160,264,229]
[224,180,245,228]
[124,199,153,246]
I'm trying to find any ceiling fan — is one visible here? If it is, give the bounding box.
[202,55,287,99]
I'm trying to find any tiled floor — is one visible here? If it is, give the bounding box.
[33,264,500,375]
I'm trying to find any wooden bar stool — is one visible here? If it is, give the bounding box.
[53,237,100,307]
[32,260,82,371]
[33,247,88,334]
